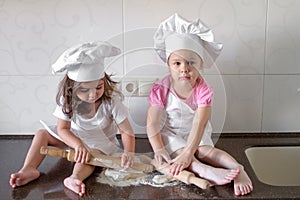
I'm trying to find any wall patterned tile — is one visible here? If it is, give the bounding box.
[262,75,300,132]
[221,75,263,132]
[1,0,300,134]
[202,74,227,133]
[0,76,61,133]
[123,0,267,75]
[0,0,124,133]
[266,0,300,74]
[0,0,123,76]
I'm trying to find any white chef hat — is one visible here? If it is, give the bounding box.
[153,13,223,68]
[52,41,121,82]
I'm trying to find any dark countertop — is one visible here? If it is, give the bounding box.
[212,133,300,200]
[1,133,300,200]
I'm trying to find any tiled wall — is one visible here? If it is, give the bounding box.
[0,0,299,134]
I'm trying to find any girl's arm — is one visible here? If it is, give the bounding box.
[170,106,211,175]
[56,118,90,163]
[118,118,135,168]
[118,118,135,153]
[147,105,171,164]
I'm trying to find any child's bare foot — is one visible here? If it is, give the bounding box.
[204,168,240,185]
[10,168,40,188]
[64,176,85,196]
[192,163,240,185]
[234,169,253,196]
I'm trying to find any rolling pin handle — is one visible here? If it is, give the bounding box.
[40,146,69,158]
[189,176,211,189]
[66,149,76,162]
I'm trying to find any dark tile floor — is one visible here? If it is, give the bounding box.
[1,133,300,200]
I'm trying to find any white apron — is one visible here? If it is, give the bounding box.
[39,99,128,155]
[160,92,214,154]
[40,119,120,155]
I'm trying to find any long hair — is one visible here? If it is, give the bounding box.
[56,73,122,118]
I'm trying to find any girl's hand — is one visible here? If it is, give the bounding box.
[169,152,192,176]
[74,143,91,163]
[154,148,172,165]
[121,151,134,169]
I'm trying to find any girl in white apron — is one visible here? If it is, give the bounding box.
[10,41,135,196]
[148,13,253,196]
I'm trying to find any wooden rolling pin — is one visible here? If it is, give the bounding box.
[151,159,211,189]
[40,146,154,173]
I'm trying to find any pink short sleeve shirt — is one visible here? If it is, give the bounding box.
[148,75,213,110]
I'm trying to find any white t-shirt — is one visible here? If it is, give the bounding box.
[41,97,128,155]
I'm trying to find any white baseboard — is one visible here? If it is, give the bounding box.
[0,133,34,135]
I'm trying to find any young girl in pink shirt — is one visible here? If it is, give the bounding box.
[147,14,253,196]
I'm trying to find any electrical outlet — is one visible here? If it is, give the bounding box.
[121,79,139,96]
[120,77,157,97]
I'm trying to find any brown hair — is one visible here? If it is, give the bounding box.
[56,73,122,118]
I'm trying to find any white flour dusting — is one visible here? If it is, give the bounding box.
[96,155,180,187]
[96,168,180,187]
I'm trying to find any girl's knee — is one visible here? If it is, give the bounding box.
[35,129,63,145]
[196,145,215,158]
[197,145,214,152]
[35,129,50,138]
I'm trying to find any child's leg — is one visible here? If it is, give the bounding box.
[195,146,253,196]
[64,163,95,196]
[189,157,240,185]
[10,129,66,188]
[172,148,239,185]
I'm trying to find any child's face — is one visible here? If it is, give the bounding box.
[76,79,105,104]
[168,49,202,87]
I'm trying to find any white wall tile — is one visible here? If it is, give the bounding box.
[1,0,300,134]
[0,0,124,134]
[123,0,267,75]
[122,28,168,77]
[200,0,267,75]
[0,76,61,133]
[123,97,149,134]
[266,0,300,74]
[0,0,124,76]
[221,75,263,132]
[201,74,227,133]
[262,75,300,132]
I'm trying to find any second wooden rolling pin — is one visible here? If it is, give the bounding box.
[151,159,211,189]
[40,146,154,173]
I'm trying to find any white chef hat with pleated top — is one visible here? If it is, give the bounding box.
[52,41,121,82]
[153,13,223,68]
